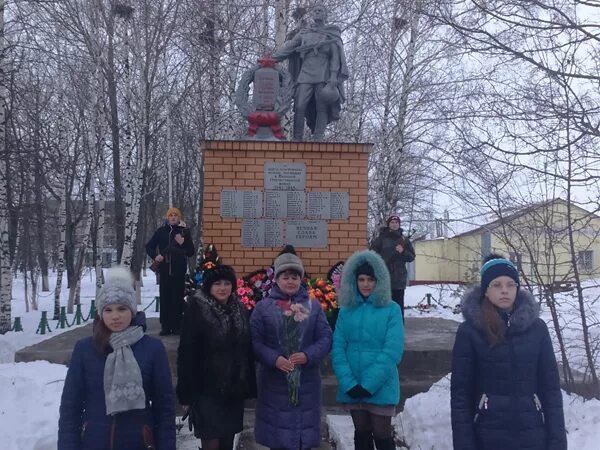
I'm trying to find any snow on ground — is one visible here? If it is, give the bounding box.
[1,273,599,449]
[0,269,160,363]
[0,360,202,450]
[0,361,68,450]
[328,375,600,450]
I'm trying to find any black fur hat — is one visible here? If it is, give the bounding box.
[356,262,376,280]
[201,265,237,296]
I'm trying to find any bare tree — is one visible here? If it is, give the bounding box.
[0,0,12,333]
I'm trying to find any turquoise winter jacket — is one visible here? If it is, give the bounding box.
[332,250,405,406]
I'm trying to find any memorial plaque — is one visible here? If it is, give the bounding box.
[264,219,284,247]
[330,192,349,219]
[220,190,238,218]
[306,192,329,219]
[264,191,287,218]
[220,190,262,218]
[264,162,306,191]
[286,220,327,248]
[286,191,306,218]
[242,190,263,218]
[264,190,305,218]
[241,220,265,247]
[253,68,279,110]
[241,219,284,247]
[307,191,349,219]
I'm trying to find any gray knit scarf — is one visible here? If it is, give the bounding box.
[104,325,146,415]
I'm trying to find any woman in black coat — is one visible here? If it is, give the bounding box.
[451,255,567,450]
[145,207,195,335]
[370,214,415,321]
[176,265,255,450]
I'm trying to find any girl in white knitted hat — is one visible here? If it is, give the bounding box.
[58,267,176,450]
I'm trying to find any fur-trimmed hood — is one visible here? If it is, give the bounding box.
[461,286,540,333]
[339,250,392,308]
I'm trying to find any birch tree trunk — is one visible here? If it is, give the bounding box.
[34,162,49,291]
[53,183,67,317]
[0,0,11,334]
[119,4,138,268]
[95,145,107,295]
[91,6,107,295]
[261,0,270,51]
[68,177,94,310]
[274,0,289,48]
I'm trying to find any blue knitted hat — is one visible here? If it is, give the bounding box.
[480,258,519,292]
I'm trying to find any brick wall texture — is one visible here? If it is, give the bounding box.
[201,140,372,278]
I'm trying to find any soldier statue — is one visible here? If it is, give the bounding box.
[273,2,349,141]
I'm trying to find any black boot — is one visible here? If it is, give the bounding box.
[374,437,395,450]
[354,431,374,450]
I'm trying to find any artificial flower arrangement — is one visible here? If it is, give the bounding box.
[306,277,338,317]
[236,279,256,311]
[187,245,345,323]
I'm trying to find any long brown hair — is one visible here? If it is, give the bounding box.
[92,314,113,356]
[480,295,507,346]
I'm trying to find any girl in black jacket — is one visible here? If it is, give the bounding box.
[450,255,567,450]
[176,265,255,450]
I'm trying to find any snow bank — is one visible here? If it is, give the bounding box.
[0,361,67,450]
[327,375,600,449]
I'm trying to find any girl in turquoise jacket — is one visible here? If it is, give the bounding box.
[332,250,404,450]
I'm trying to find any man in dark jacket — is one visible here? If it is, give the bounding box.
[146,207,195,335]
[370,214,415,321]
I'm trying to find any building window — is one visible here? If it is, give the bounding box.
[578,250,594,272]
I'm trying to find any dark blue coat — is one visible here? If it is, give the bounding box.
[58,316,176,450]
[250,284,332,450]
[451,287,567,450]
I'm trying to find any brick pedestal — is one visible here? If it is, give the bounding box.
[201,140,372,277]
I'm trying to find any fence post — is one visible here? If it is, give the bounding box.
[36,311,52,335]
[155,296,160,313]
[88,300,96,320]
[55,306,69,329]
[12,317,23,332]
[73,304,85,325]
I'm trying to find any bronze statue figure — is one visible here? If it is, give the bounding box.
[273,3,349,141]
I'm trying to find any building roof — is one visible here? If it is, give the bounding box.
[434,198,600,240]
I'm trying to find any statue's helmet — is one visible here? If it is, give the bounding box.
[319,84,339,104]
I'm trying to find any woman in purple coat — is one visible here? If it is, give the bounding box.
[250,248,332,450]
